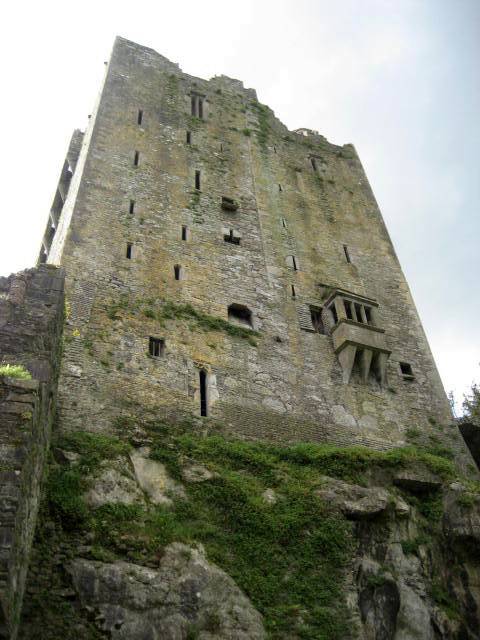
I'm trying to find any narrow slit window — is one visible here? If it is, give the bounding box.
[181,225,188,241]
[330,304,339,324]
[133,151,140,167]
[126,243,133,259]
[344,300,353,320]
[195,170,201,190]
[278,184,282,192]
[191,95,196,116]
[400,362,414,379]
[291,284,296,298]
[186,131,191,144]
[220,143,223,152]
[129,200,135,215]
[148,337,165,358]
[199,369,208,417]
[174,264,182,280]
[224,229,240,245]
[198,97,204,119]
[365,306,372,325]
[137,110,143,125]
[310,306,325,334]
[343,244,351,263]
[354,303,363,323]
[281,217,287,228]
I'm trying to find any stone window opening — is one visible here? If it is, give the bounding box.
[343,244,351,263]
[310,306,326,334]
[126,243,133,259]
[330,304,338,325]
[291,284,296,298]
[181,225,189,241]
[199,369,208,417]
[133,151,140,167]
[220,143,223,152]
[191,94,204,119]
[195,170,201,190]
[221,196,238,212]
[174,264,183,281]
[129,200,135,215]
[365,306,372,325]
[344,300,353,320]
[149,337,165,358]
[281,217,287,228]
[186,131,191,144]
[228,303,253,329]
[137,110,143,125]
[400,362,414,380]
[278,183,282,192]
[224,229,240,245]
[286,255,298,271]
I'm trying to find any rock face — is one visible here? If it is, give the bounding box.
[315,476,390,519]
[69,543,266,640]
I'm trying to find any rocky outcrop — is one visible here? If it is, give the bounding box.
[69,543,266,640]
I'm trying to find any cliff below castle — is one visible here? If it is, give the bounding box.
[18,414,480,639]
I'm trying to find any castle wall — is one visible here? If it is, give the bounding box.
[45,37,471,466]
[0,265,64,639]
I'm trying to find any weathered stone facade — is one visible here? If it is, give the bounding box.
[44,36,470,465]
[0,265,64,639]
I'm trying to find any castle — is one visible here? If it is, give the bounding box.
[1,36,477,639]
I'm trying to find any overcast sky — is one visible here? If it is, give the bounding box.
[1,0,478,409]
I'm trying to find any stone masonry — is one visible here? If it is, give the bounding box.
[0,265,64,639]
[43,36,471,467]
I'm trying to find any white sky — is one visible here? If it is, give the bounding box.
[1,0,479,410]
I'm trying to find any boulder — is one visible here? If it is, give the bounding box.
[130,447,186,506]
[315,476,390,519]
[393,467,441,493]
[69,542,266,639]
[182,463,218,483]
[84,460,144,508]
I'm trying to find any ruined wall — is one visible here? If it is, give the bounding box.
[45,37,470,465]
[0,265,64,639]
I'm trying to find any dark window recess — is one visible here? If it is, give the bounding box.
[273,145,277,153]
[291,284,296,298]
[191,94,205,119]
[278,184,282,192]
[310,306,325,334]
[343,244,351,263]
[126,243,133,259]
[365,306,372,324]
[149,337,165,357]
[186,131,191,144]
[354,303,363,322]
[221,196,238,211]
[133,151,139,166]
[224,229,240,245]
[220,143,223,152]
[311,157,317,171]
[344,300,353,320]
[39,248,48,264]
[137,110,143,125]
[174,264,183,280]
[195,170,201,190]
[330,304,339,324]
[181,225,188,241]
[281,217,287,228]
[129,200,135,215]
[199,369,208,417]
[228,303,253,328]
[400,362,414,378]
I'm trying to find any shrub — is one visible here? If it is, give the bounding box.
[0,363,32,379]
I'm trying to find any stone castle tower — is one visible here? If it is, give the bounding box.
[40,36,459,454]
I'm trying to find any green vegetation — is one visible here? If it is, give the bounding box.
[36,418,467,640]
[0,363,32,380]
[250,101,271,148]
[242,127,251,136]
[430,581,460,620]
